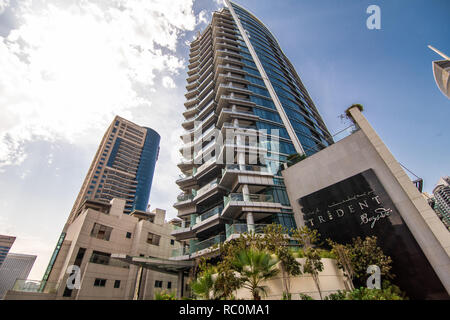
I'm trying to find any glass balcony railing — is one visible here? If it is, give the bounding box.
[222,164,268,176]
[196,157,216,174]
[11,279,58,294]
[200,205,223,221]
[225,224,268,238]
[176,191,195,203]
[196,178,220,197]
[190,234,225,255]
[173,222,191,230]
[171,247,190,258]
[224,193,275,206]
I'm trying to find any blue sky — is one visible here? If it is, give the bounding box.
[0,0,448,280]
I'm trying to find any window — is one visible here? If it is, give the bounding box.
[146,232,161,246]
[154,280,163,288]
[126,232,132,239]
[94,278,107,287]
[170,239,175,246]
[114,280,121,288]
[90,223,113,241]
[74,248,86,266]
[167,282,172,289]
[90,251,111,265]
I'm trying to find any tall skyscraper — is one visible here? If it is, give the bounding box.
[0,235,15,268]
[68,115,160,225]
[172,1,332,260]
[432,176,450,230]
[38,116,161,296]
[0,253,36,299]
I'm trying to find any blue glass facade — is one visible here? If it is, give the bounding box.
[174,2,335,256]
[132,128,160,212]
[231,2,332,156]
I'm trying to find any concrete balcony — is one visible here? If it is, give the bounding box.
[215,72,249,86]
[173,191,196,209]
[222,193,282,220]
[171,205,223,241]
[217,108,258,128]
[220,164,274,189]
[216,84,252,100]
[215,64,246,76]
[181,116,196,130]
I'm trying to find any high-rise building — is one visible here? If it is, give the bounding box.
[14,116,168,300]
[0,235,16,268]
[0,253,36,299]
[432,176,450,230]
[68,115,160,225]
[172,1,333,260]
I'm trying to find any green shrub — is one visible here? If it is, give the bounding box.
[299,293,314,300]
[154,290,177,300]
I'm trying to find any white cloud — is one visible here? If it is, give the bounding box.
[197,9,208,25]
[0,0,217,279]
[0,0,10,15]
[0,0,197,170]
[162,76,176,89]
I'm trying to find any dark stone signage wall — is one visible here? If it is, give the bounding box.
[299,169,448,299]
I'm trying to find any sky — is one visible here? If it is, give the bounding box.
[0,0,448,280]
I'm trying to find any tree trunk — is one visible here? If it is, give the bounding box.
[312,272,322,300]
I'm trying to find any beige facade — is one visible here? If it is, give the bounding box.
[282,106,450,297]
[234,258,350,300]
[5,199,182,300]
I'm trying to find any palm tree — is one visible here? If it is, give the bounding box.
[191,270,215,300]
[231,249,279,300]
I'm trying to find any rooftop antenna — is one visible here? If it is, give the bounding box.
[428,45,450,60]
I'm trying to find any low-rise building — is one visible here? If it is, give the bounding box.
[5,199,182,300]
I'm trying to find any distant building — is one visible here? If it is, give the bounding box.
[5,199,183,300]
[432,177,450,230]
[68,115,161,223]
[0,253,36,299]
[0,235,16,268]
[428,46,450,99]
